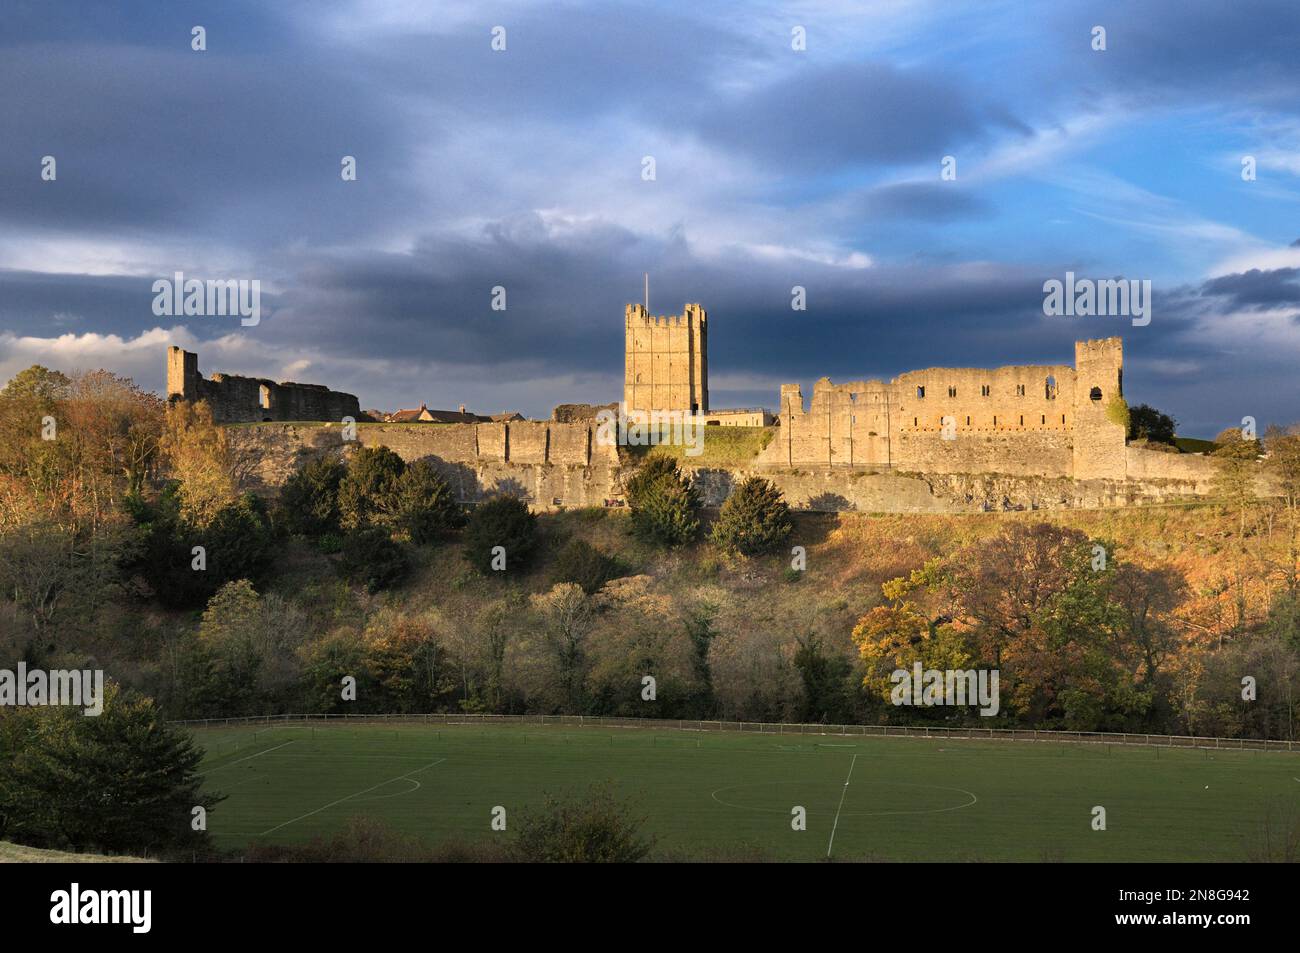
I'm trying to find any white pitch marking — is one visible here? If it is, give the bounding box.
[825,753,858,859]
[200,740,295,774]
[258,758,445,835]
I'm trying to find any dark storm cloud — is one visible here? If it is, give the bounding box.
[0,270,162,335]
[690,62,1025,174]
[1200,268,1300,310]
[0,16,431,247]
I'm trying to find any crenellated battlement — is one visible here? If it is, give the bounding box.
[624,302,708,329]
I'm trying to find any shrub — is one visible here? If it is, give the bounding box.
[623,455,680,505]
[337,446,406,529]
[551,538,624,594]
[511,782,654,863]
[317,532,343,554]
[128,488,277,608]
[463,494,537,574]
[710,477,793,556]
[1127,403,1177,446]
[278,456,346,536]
[396,460,463,544]
[1105,395,1130,430]
[625,458,698,547]
[204,492,278,583]
[0,683,221,855]
[338,527,409,592]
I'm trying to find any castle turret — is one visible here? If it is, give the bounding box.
[167,346,198,400]
[1071,337,1126,480]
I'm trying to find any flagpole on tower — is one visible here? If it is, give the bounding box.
[644,273,649,311]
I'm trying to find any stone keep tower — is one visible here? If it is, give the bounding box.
[167,345,199,401]
[623,302,708,415]
[1071,337,1126,480]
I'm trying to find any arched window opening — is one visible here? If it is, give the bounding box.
[1090,387,1102,401]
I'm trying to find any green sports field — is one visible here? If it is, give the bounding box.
[194,723,1299,861]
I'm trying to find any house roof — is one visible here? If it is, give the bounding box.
[384,402,514,424]
[386,407,430,422]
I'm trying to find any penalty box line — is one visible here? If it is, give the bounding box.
[825,753,858,859]
[258,758,446,836]
[199,740,296,775]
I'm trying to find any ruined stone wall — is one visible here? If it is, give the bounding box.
[623,303,708,415]
[755,338,1128,480]
[167,346,360,424]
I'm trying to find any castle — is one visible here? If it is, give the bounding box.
[171,301,1224,512]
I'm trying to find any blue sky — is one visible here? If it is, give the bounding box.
[2,0,1300,434]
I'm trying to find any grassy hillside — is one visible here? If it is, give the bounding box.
[621,425,774,466]
[1174,436,1217,454]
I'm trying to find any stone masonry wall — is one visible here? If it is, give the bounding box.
[229,422,1231,515]
[230,421,620,509]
